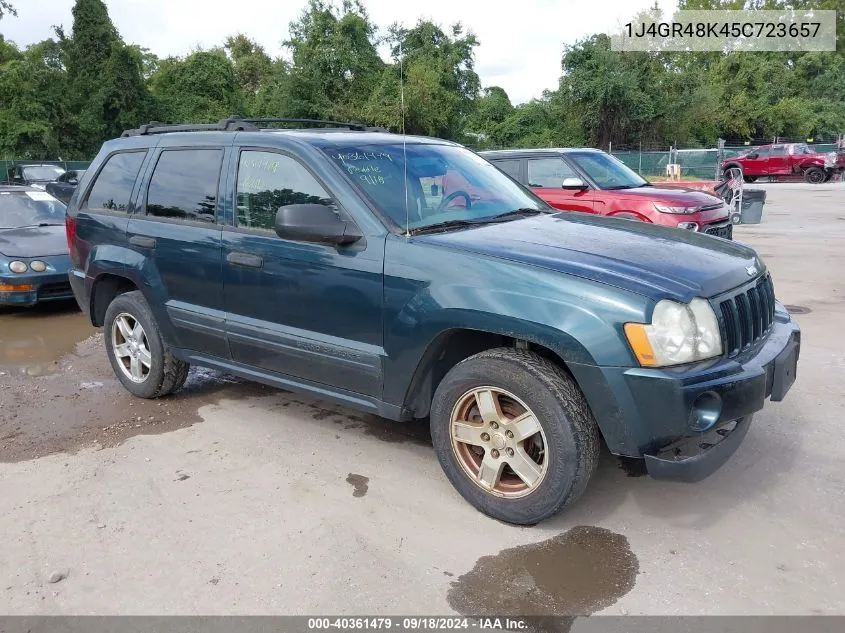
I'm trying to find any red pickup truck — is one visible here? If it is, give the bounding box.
[721,142,845,184]
[479,148,733,239]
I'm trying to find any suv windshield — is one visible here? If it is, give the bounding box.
[321,142,546,231]
[567,151,648,190]
[22,165,65,181]
[0,192,66,228]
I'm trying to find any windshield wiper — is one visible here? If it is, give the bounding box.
[408,208,547,235]
[486,208,551,220]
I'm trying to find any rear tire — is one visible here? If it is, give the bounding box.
[743,175,757,183]
[103,290,190,398]
[804,167,825,184]
[430,348,600,525]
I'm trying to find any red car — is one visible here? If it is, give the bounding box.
[721,142,845,184]
[480,148,733,239]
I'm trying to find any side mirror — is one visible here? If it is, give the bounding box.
[562,177,588,190]
[746,153,758,160]
[274,203,362,245]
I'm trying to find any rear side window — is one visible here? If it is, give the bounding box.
[492,159,521,180]
[771,145,787,156]
[527,158,578,188]
[85,152,146,212]
[146,149,223,223]
[236,150,334,231]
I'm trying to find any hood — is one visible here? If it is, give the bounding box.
[416,213,762,302]
[0,225,68,258]
[613,185,723,207]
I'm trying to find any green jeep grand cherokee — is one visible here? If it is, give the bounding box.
[66,118,800,525]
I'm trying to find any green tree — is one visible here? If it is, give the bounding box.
[50,0,153,154]
[466,86,514,146]
[224,34,274,114]
[0,40,72,158]
[0,1,16,20]
[150,51,243,122]
[252,58,294,117]
[97,41,156,138]
[284,0,384,121]
[365,20,480,139]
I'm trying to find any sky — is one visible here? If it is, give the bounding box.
[1,0,678,104]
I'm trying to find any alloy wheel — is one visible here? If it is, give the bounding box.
[111,312,152,383]
[450,386,548,498]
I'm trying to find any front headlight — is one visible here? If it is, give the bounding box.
[653,202,699,215]
[9,261,28,273]
[624,298,723,367]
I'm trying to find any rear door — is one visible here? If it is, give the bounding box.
[73,148,150,274]
[527,157,595,213]
[126,144,229,358]
[767,144,790,175]
[489,158,523,183]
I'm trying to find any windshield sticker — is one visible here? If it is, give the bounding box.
[342,162,387,185]
[26,191,54,201]
[238,157,282,193]
[333,151,393,162]
[359,174,386,186]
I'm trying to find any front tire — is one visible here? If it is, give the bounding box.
[743,175,757,183]
[430,348,600,525]
[104,290,190,398]
[722,165,743,181]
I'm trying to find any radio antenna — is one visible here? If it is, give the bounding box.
[399,42,410,238]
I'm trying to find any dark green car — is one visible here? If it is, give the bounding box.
[67,118,800,525]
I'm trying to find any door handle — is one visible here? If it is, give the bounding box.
[129,235,156,249]
[226,251,263,268]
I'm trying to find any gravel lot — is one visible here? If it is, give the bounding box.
[1,182,843,619]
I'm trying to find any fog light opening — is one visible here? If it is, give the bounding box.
[678,222,700,231]
[690,391,722,432]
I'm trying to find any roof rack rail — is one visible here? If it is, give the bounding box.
[121,117,388,137]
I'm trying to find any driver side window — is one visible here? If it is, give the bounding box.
[236,151,335,232]
[527,158,578,188]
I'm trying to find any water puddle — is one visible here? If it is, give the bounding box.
[448,526,638,630]
[785,305,812,315]
[346,473,369,497]
[0,303,95,376]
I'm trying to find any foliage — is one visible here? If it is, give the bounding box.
[0,1,16,21]
[0,0,843,160]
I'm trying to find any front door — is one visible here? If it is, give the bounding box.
[222,148,384,397]
[741,146,770,176]
[526,157,595,213]
[126,146,228,358]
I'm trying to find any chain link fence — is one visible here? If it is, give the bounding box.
[3,136,842,184]
[610,139,840,181]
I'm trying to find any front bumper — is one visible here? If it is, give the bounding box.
[0,271,74,306]
[592,304,799,482]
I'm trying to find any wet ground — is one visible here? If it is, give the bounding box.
[0,303,430,462]
[0,182,844,618]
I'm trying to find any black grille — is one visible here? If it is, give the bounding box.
[703,221,733,240]
[719,275,776,356]
[38,281,72,299]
